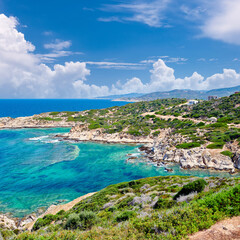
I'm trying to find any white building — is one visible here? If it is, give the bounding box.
[187,100,199,105]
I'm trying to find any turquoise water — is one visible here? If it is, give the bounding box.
[0,128,234,217]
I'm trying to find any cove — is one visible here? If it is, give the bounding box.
[0,128,234,217]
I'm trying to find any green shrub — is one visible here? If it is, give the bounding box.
[115,210,136,222]
[176,142,201,149]
[220,151,234,158]
[153,198,175,209]
[196,122,205,127]
[206,122,228,129]
[49,112,60,116]
[152,130,160,137]
[78,211,98,230]
[206,142,224,149]
[173,179,207,200]
[32,214,56,231]
[64,213,80,230]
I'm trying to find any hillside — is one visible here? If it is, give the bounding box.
[96,93,144,100]
[1,93,240,172]
[0,94,240,239]
[115,85,240,101]
[2,175,239,239]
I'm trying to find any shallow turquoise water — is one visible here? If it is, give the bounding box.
[0,128,234,217]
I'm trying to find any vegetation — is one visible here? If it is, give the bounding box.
[173,179,207,200]
[176,142,201,149]
[221,150,234,158]
[3,175,238,240]
[35,94,240,151]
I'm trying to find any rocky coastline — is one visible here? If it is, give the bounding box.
[1,114,240,174]
[0,114,240,233]
[60,124,240,174]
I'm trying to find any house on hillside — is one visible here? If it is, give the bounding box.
[187,100,198,105]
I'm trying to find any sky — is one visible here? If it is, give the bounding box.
[0,0,240,98]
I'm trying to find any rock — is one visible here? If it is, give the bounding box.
[233,153,240,169]
[0,214,17,230]
[55,220,63,225]
[18,214,37,229]
[130,194,152,206]
[140,184,150,192]
[102,201,115,210]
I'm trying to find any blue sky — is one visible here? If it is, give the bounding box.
[0,0,240,98]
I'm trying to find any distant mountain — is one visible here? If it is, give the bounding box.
[97,93,144,100]
[114,85,240,101]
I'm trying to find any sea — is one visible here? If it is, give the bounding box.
[0,99,235,217]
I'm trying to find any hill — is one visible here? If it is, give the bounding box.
[115,85,240,101]
[9,175,240,239]
[96,93,144,100]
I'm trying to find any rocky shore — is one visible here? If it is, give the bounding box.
[1,113,240,173]
[62,124,240,173]
[0,192,95,232]
[0,115,75,129]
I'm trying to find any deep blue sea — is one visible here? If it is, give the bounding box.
[0,99,130,118]
[0,100,235,217]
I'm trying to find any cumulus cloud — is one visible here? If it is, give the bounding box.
[0,14,107,98]
[0,13,239,99]
[113,59,240,94]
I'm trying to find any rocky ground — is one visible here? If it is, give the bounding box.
[62,124,240,173]
[1,111,240,173]
[189,216,240,240]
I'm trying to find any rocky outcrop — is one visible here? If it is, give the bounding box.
[141,131,238,173]
[0,215,17,230]
[0,115,75,129]
[233,153,240,169]
[62,124,153,143]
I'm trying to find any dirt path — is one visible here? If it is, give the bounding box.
[142,112,207,124]
[189,216,240,240]
[25,192,95,231]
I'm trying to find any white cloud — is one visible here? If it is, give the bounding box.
[0,14,107,98]
[112,59,240,94]
[44,39,72,51]
[98,16,122,23]
[204,69,240,89]
[100,0,171,27]
[0,13,239,99]
[200,0,240,45]
[86,61,144,70]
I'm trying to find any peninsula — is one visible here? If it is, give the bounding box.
[1,93,240,173]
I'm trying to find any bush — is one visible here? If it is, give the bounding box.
[78,211,98,230]
[115,210,136,222]
[206,142,224,149]
[220,151,234,158]
[176,142,201,149]
[153,198,175,209]
[64,213,80,230]
[152,130,160,137]
[173,179,207,200]
[32,214,56,231]
[196,122,205,127]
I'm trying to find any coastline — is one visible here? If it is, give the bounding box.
[0,112,240,232]
[0,192,96,231]
[1,113,240,174]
